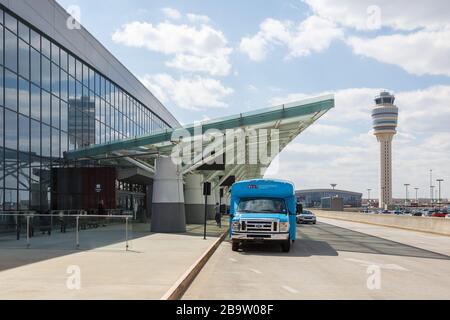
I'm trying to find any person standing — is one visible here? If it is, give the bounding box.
[214,202,222,228]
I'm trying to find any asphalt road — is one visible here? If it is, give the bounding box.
[183,219,450,300]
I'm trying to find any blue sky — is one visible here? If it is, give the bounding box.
[56,0,450,198]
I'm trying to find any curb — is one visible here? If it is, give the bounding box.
[160,228,229,300]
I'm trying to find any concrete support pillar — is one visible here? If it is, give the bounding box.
[206,180,216,220]
[151,157,186,233]
[184,174,205,224]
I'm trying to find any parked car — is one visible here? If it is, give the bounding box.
[297,210,317,224]
[432,211,448,218]
[393,209,402,215]
[412,210,422,217]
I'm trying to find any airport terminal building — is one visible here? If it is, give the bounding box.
[1,0,335,232]
[0,1,178,215]
[296,189,363,208]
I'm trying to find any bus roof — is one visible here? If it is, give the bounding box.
[231,179,295,198]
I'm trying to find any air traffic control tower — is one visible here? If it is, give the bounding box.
[372,91,398,209]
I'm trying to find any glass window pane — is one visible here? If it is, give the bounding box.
[30,48,40,85]
[0,66,4,106]
[60,49,68,71]
[5,69,17,111]
[61,131,68,155]
[60,70,68,101]
[51,63,59,97]
[51,43,59,65]
[5,109,17,151]
[41,89,50,125]
[52,95,59,129]
[41,36,50,58]
[68,76,75,100]
[0,25,4,66]
[18,114,29,153]
[61,100,68,132]
[75,59,82,82]
[30,29,40,50]
[30,83,40,120]
[18,77,29,116]
[52,128,60,158]
[5,29,17,72]
[41,55,51,91]
[5,13,17,34]
[42,124,50,157]
[18,191,30,210]
[30,119,40,156]
[18,21,29,43]
[82,64,89,87]
[18,39,29,79]
[68,54,75,77]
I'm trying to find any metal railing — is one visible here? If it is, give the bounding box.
[0,211,133,251]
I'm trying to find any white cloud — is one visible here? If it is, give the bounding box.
[140,74,234,111]
[305,0,450,31]
[239,16,343,61]
[187,13,210,24]
[348,29,450,77]
[267,85,450,197]
[161,7,182,20]
[112,21,232,76]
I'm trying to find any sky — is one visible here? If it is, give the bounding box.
[55,0,450,199]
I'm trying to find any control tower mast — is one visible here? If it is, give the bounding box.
[372,91,398,209]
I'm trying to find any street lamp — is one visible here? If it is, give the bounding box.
[414,187,419,203]
[430,169,433,204]
[404,184,410,207]
[431,185,435,205]
[437,179,444,207]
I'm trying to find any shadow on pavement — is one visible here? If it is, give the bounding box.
[300,222,450,260]
[0,218,228,273]
[231,222,450,260]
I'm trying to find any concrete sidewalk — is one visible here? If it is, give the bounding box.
[0,219,229,300]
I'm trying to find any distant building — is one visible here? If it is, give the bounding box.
[296,189,363,208]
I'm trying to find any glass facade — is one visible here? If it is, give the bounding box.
[0,7,171,212]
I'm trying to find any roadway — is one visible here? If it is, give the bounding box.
[183,217,450,300]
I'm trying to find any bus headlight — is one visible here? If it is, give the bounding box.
[232,221,240,232]
[279,222,290,232]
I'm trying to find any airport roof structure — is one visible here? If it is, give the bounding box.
[64,95,334,185]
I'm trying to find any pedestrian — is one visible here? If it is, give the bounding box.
[215,202,222,228]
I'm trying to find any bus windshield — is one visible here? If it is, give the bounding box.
[237,198,287,214]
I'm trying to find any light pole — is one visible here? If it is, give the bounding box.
[404,184,410,207]
[431,185,435,205]
[367,189,372,207]
[330,184,337,190]
[414,187,419,204]
[430,169,433,204]
[437,179,444,208]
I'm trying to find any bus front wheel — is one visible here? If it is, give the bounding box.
[281,240,291,253]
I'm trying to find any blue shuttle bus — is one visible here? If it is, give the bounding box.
[229,179,300,252]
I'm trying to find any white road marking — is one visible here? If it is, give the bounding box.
[282,285,299,294]
[249,268,262,274]
[345,258,409,271]
[229,258,238,263]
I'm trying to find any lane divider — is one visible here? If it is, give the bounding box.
[160,228,230,300]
